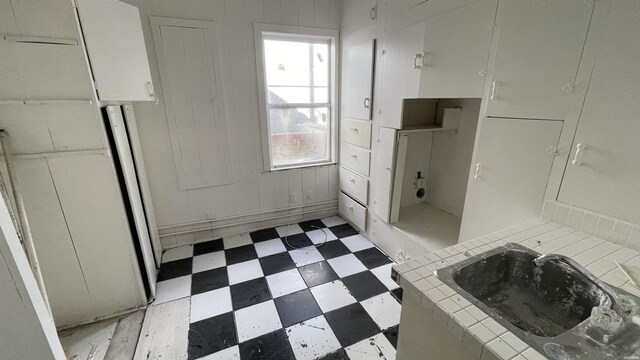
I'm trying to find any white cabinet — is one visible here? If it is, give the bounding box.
[558,0,640,224]
[418,0,497,99]
[372,127,405,223]
[341,40,376,120]
[485,0,593,121]
[339,192,367,231]
[76,0,156,102]
[459,118,562,242]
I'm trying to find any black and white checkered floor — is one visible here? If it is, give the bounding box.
[155,216,403,360]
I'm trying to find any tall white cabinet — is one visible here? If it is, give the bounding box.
[558,0,640,224]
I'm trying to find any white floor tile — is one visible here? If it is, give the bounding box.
[254,238,286,258]
[223,234,252,249]
[289,248,325,267]
[192,251,226,273]
[190,287,232,323]
[154,276,191,304]
[370,264,399,290]
[345,333,396,360]
[307,229,338,245]
[341,234,375,252]
[310,280,356,313]
[198,345,240,360]
[276,224,304,237]
[360,292,401,330]
[266,269,307,298]
[321,216,347,227]
[161,245,193,263]
[327,254,367,278]
[227,259,264,285]
[286,315,341,360]
[234,300,282,342]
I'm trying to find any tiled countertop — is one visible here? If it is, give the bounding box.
[392,218,640,360]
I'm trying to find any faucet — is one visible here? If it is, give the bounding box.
[534,254,620,314]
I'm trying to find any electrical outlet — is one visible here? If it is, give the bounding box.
[289,193,297,204]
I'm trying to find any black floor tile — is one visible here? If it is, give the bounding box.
[239,329,295,360]
[230,277,271,310]
[390,288,403,304]
[316,348,350,360]
[298,219,326,232]
[383,325,400,349]
[193,239,224,256]
[191,267,229,295]
[282,233,314,249]
[274,289,322,327]
[188,312,237,359]
[324,303,380,348]
[329,223,358,239]
[250,228,280,243]
[341,271,388,301]
[317,241,351,260]
[259,252,296,276]
[353,247,393,269]
[298,261,339,288]
[157,258,192,282]
[225,244,258,265]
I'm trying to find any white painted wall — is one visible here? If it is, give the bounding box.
[400,132,432,208]
[0,191,65,360]
[122,0,343,248]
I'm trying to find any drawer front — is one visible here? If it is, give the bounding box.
[341,118,372,149]
[339,167,368,205]
[340,142,370,176]
[339,192,367,231]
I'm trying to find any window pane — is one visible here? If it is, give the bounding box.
[313,43,329,87]
[264,39,310,86]
[268,86,311,104]
[313,87,328,103]
[269,107,330,166]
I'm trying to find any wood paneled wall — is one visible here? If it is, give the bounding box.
[122,0,343,248]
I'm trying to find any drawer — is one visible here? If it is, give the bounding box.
[340,142,370,176]
[339,167,368,205]
[339,192,367,231]
[341,118,372,149]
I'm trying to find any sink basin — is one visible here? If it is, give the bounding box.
[451,246,607,337]
[436,243,640,359]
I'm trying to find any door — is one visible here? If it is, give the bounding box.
[486,0,593,120]
[76,0,156,102]
[342,39,376,120]
[106,106,157,297]
[460,118,562,241]
[558,0,640,224]
[373,127,405,223]
[418,0,497,98]
[379,22,425,129]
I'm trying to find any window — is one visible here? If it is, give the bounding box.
[255,24,339,170]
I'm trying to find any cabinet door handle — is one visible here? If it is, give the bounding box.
[474,162,484,179]
[351,154,358,159]
[385,166,391,172]
[490,81,500,100]
[349,127,359,133]
[347,176,355,183]
[363,97,370,109]
[347,204,354,211]
[413,52,424,69]
[572,143,588,166]
[146,81,159,105]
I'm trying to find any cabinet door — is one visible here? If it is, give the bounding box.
[459,118,562,241]
[418,0,497,98]
[342,40,375,120]
[373,127,397,223]
[77,0,155,102]
[558,0,640,224]
[486,0,592,120]
[379,22,425,129]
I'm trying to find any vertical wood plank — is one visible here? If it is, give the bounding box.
[315,166,329,201]
[329,0,341,29]
[133,298,189,360]
[298,0,316,27]
[302,167,316,204]
[314,0,330,28]
[273,171,290,209]
[328,164,339,200]
[258,172,275,210]
[288,169,303,206]
[281,0,299,25]
[264,0,282,24]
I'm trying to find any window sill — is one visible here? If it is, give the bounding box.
[266,161,337,173]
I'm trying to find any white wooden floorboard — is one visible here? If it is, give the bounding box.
[59,318,118,360]
[133,298,190,360]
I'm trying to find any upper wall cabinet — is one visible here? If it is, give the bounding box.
[485,0,593,121]
[558,0,640,224]
[341,39,376,120]
[418,0,497,99]
[76,0,156,102]
[379,0,497,128]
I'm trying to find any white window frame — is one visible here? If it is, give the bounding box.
[254,23,339,171]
